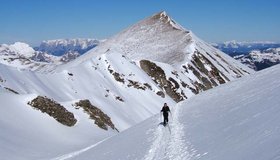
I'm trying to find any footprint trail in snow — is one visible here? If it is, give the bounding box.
[143,104,196,160]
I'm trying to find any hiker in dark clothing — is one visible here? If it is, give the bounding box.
[161,103,170,125]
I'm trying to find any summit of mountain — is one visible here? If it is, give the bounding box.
[66,11,253,87]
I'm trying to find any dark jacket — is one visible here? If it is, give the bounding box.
[161,106,170,116]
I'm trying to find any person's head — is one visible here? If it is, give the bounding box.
[164,103,167,106]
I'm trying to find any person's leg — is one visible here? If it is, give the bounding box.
[163,114,168,125]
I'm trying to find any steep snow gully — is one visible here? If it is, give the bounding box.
[53,104,197,160]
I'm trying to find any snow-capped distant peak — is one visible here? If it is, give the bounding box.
[233,47,280,70]
[9,42,35,57]
[221,40,280,47]
[38,38,101,56]
[41,38,99,47]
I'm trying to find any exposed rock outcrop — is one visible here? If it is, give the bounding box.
[28,96,77,127]
[74,99,118,131]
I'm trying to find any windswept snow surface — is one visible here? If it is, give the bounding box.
[180,65,280,160]
[68,64,280,160]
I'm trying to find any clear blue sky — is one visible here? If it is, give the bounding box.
[0,0,279,46]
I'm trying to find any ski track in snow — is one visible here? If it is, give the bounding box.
[143,104,197,160]
[51,137,110,160]
[51,104,201,160]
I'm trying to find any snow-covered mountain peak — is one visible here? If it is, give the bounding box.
[151,11,186,31]
[0,42,65,70]
[53,12,253,105]
[72,11,250,73]
[7,42,35,57]
[158,11,167,16]
[152,11,170,22]
[69,11,195,66]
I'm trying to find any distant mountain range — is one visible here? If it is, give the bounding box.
[1,39,279,71]
[212,40,280,56]
[0,39,102,70]
[233,48,280,71]
[212,41,280,70]
[35,38,101,56]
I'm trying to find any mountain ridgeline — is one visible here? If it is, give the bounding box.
[0,11,254,106]
[67,11,253,101]
[0,11,253,127]
[0,11,254,160]
[212,41,280,70]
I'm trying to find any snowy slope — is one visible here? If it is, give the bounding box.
[176,65,280,160]
[0,51,176,159]
[0,52,175,130]
[0,93,115,160]
[67,64,280,160]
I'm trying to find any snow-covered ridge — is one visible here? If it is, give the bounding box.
[0,50,177,159]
